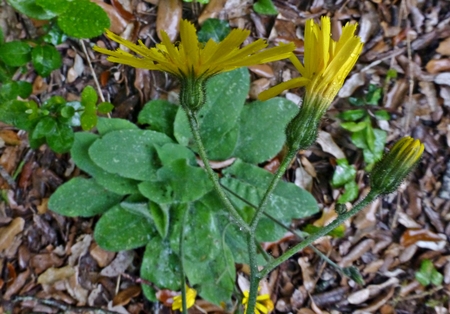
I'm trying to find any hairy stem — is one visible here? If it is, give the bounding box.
[258,190,379,278]
[185,108,250,232]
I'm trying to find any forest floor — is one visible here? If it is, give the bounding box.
[1,0,450,313]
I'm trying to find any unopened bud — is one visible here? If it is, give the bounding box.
[370,136,424,195]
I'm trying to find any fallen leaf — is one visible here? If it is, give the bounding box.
[113,285,141,306]
[0,218,24,252]
[38,265,76,285]
[156,0,182,42]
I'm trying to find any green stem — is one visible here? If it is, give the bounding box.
[246,232,260,314]
[221,181,347,277]
[184,108,250,233]
[258,190,379,278]
[249,148,297,231]
[179,205,189,314]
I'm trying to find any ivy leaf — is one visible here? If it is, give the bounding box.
[253,0,278,15]
[31,45,62,77]
[0,41,31,67]
[57,0,110,39]
[197,19,230,43]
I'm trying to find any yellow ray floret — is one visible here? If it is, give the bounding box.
[172,286,197,311]
[259,16,363,107]
[94,20,295,80]
[242,290,274,314]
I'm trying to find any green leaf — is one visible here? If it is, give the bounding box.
[0,81,32,101]
[155,143,196,167]
[430,268,443,286]
[0,27,4,45]
[138,100,178,138]
[197,19,231,43]
[183,0,209,3]
[97,102,114,114]
[0,41,31,67]
[141,238,181,291]
[340,121,367,133]
[120,201,153,223]
[42,95,66,111]
[234,97,297,164]
[36,0,69,15]
[96,117,138,135]
[416,259,434,286]
[175,199,235,305]
[31,116,57,139]
[0,100,38,131]
[174,68,249,160]
[221,159,319,242]
[303,224,345,238]
[42,23,67,46]
[60,106,75,118]
[80,110,98,130]
[156,159,213,203]
[386,69,398,80]
[366,84,382,105]
[66,101,82,126]
[31,45,62,77]
[45,121,74,153]
[352,128,387,166]
[374,110,390,121]
[365,124,376,152]
[81,85,98,106]
[253,0,278,15]
[149,202,170,238]
[48,177,122,217]
[337,180,359,204]
[71,132,140,195]
[331,159,356,187]
[57,0,110,39]
[339,109,366,122]
[88,129,172,181]
[95,204,156,251]
[6,0,56,20]
[342,266,365,285]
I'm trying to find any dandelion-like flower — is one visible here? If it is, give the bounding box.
[172,286,197,311]
[258,16,363,151]
[258,16,363,106]
[370,136,424,195]
[94,20,294,110]
[242,290,274,314]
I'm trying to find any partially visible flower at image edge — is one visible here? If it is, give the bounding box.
[370,136,424,195]
[242,290,274,314]
[93,19,295,82]
[258,16,363,111]
[172,286,197,311]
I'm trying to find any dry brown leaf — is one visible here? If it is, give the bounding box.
[316,131,345,160]
[198,0,227,24]
[400,229,446,249]
[0,217,24,252]
[248,65,274,78]
[100,250,134,277]
[339,239,375,268]
[156,0,182,42]
[353,286,395,314]
[249,78,270,99]
[90,243,116,268]
[435,73,450,86]
[112,285,141,306]
[347,277,398,304]
[437,37,450,56]
[38,265,76,285]
[4,268,31,300]
[298,257,315,292]
[0,130,20,145]
[338,72,365,98]
[426,58,450,74]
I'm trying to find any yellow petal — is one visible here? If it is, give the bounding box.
[258,77,310,101]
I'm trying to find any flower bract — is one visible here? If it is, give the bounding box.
[94,20,295,82]
[172,286,197,311]
[370,136,424,195]
[242,290,274,314]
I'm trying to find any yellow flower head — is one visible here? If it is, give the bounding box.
[172,286,197,311]
[370,136,424,195]
[94,20,295,81]
[258,16,363,112]
[242,290,274,314]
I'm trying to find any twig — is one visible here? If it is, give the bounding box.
[11,296,118,314]
[79,39,111,118]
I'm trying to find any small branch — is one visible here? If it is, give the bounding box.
[11,296,118,314]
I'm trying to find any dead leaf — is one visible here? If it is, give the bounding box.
[90,242,116,268]
[100,250,134,277]
[0,217,24,252]
[156,0,182,42]
[38,265,76,285]
[0,130,21,145]
[91,0,129,34]
[316,131,345,159]
[400,228,446,249]
[198,0,227,24]
[426,58,450,74]
[113,285,141,306]
[437,37,450,56]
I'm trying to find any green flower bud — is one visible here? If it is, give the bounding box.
[370,136,424,195]
[179,75,207,112]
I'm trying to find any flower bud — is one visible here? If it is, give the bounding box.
[179,76,207,112]
[370,137,424,195]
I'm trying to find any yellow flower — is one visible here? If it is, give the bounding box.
[370,136,424,195]
[258,16,363,112]
[93,20,295,81]
[172,286,197,311]
[242,290,274,314]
